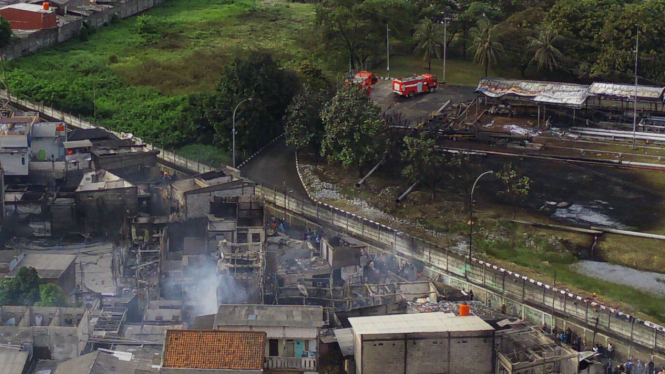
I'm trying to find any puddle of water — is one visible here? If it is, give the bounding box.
[572,261,665,296]
[552,204,627,229]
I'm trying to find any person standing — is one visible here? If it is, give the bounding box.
[648,360,655,374]
[608,342,615,359]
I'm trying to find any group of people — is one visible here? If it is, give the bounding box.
[606,359,664,374]
[300,228,321,245]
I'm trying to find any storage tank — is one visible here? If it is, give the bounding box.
[459,303,470,316]
[43,2,50,10]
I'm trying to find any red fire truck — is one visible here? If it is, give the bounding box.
[345,71,378,94]
[392,74,438,97]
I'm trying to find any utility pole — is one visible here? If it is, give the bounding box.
[632,24,639,150]
[442,18,449,83]
[386,23,390,78]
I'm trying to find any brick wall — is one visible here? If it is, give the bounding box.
[0,0,163,60]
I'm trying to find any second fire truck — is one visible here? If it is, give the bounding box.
[392,74,438,97]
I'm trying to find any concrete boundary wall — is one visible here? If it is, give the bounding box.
[6,91,665,362]
[1,0,163,60]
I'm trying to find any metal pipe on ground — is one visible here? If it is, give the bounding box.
[396,178,422,203]
[357,155,386,187]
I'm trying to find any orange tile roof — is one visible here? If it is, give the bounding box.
[162,330,266,370]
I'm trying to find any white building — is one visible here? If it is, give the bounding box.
[349,313,495,374]
[213,304,324,373]
[30,122,66,161]
[0,117,37,176]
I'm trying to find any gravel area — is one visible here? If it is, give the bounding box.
[571,261,665,296]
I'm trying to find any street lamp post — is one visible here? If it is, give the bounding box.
[469,170,494,261]
[232,98,253,168]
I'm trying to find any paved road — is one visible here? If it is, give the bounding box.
[240,137,309,198]
[371,81,476,126]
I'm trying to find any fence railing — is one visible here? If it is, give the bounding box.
[256,184,665,355]
[5,93,217,175]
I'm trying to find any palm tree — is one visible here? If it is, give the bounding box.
[528,27,564,72]
[468,18,504,77]
[413,18,444,72]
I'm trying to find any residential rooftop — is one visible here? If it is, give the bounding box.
[349,313,494,335]
[214,304,324,328]
[0,346,30,374]
[162,330,266,370]
[0,3,54,13]
[76,170,133,192]
[171,170,233,193]
[6,253,75,280]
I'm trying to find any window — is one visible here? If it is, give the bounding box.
[237,232,248,243]
[252,233,261,243]
[21,157,25,165]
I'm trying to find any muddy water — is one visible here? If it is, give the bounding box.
[572,261,665,295]
[477,158,664,231]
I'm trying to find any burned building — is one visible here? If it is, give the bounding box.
[170,170,255,220]
[496,326,580,374]
[0,306,90,360]
[207,195,265,252]
[75,170,137,234]
[320,236,365,285]
[90,140,159,172]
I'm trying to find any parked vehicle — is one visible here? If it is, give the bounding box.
[392,74,438,97]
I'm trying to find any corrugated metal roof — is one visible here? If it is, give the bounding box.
[349,313,494,335]
[476,78,589,107]
[64,140,93,149]
[589,82,665,100]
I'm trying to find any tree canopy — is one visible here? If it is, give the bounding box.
[320,85,388,175]
[186,51,300,156]
[0,267,70,307]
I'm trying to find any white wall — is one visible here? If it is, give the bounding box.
[0,152,28,175]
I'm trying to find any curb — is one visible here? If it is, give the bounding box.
[294,150,315,201]
[237,133,285,170]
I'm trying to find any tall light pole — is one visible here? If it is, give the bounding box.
[632,25,639,150]
[469,170,494,261]
[442,17,450,83]
[386,23,390,78]
[232,97,253,168]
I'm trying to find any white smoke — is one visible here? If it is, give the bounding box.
[186,263,250,318]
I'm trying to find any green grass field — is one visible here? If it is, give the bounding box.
[5,0,319,158]
[377,55,499,86]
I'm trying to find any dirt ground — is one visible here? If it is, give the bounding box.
[370,80,476,126]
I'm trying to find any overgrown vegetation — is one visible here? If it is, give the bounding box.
[0,267,70,307]
[5,0,321,159]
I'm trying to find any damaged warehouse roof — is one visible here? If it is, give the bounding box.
[477,78,665,107]
[476,78,590,107]
[589,82,665,100]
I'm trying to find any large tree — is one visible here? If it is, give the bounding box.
[528,26,564,72]
[413,18,444,72]
[284,85,332,153]
[401,134,445,199]
[593,0,665,84]
[468,18,504,77]
[186,51,300,157]
[36,284,71,307]
[320,85,387,176]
